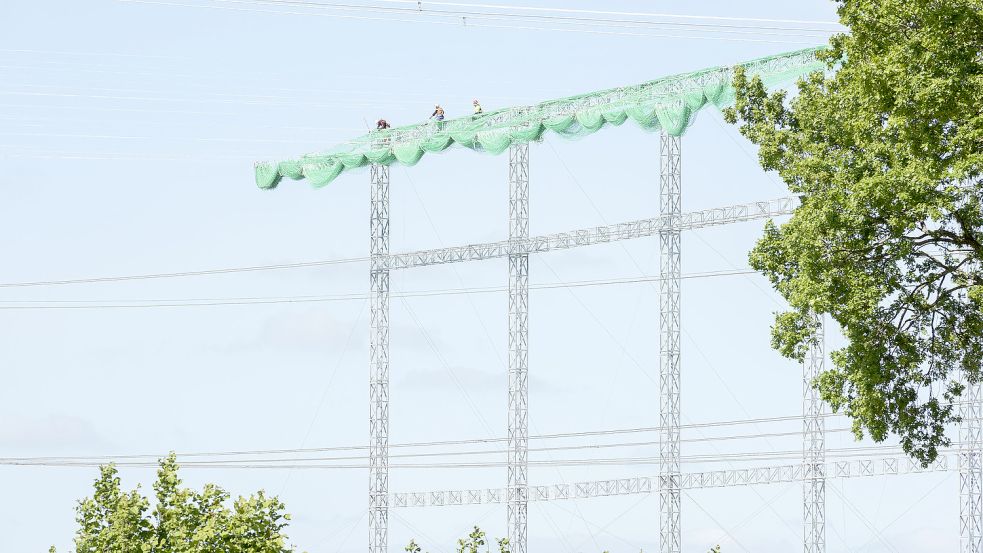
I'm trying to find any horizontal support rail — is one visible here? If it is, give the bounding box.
[390,454,952,508]
[381,197,798,271]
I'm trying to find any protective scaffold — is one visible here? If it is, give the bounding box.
[255,42,982,553]
[254,47,827,190]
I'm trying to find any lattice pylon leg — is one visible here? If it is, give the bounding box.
[507,142,530,553]
[802,314,826,553]
[369,164,391,553]
[658,132,681,553]
[961,373,983,553]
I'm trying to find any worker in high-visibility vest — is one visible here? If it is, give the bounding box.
[473,99,483,115]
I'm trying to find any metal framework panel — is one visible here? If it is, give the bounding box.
[369,164,390,553]
[390,454,954,508]
[803,314,826,553]
[507,142,530,553]
[659,132,682,553]
[364,131,972,553]
[383,197,798,271]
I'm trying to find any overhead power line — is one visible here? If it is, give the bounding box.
[224,0,838,36]
[0,255,370,288]
[0,130,340,144]
[0,88,404,109]
[115,0,830,45]
[0,445,952,471]
[0,428,862,466]
[0,149,259,162]
[0,48,179,59]
[0,269,758,310]
[0,81,529,103]
[0,411,858,464]
[361,0,843,27]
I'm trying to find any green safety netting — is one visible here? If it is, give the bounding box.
[255,46,827,190]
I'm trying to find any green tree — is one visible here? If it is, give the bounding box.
[456,526,487,553]
[408,527,510,553]
[66,453,303,552]
[724,0,983,464]
[405,539,423,553]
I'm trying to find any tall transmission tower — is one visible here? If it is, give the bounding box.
[507,142,530,553]
[369,163,391,553]
[803,314,826,553]
[658,132,682,553]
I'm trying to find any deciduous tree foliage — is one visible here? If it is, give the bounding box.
[404,526,510,553]
[64,454,303,552]
[725,0,983,464]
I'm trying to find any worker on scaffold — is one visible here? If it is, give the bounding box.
[430,104,445,129]
[375,119,391,147]
[431,105,445,121]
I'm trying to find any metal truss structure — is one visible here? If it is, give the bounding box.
[390,454,955,508]
[383,197,798,270]
[962,376,983,553]
[803,315,826,553]
[363,134,983,553]
[507,143,530,553]
[368,163,390,553]
[659,132,682,553]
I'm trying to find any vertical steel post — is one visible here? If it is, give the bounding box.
[961,373,983,553]
[658,132,681,553]
[507,142,530,553]
[369,163,391,553]
[803,314,826,553]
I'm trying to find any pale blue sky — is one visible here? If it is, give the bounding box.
[0,1,956,552]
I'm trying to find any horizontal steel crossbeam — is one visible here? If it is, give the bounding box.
[390,454,952,508]
[383,197,798,271]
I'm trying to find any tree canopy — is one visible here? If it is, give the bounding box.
[62,454,303,552]
[725,0,983,464]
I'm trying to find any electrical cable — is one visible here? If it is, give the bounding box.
[363,0,843,26]
[213,0,838,38]
[114,0,824,45]
[0,254,371,288]
[0,417,872,463]
[190,0,843,33]
[0,271,758,308]
[0,445,958,470]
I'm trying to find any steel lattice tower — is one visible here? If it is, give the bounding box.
[803,314,826,553]
[507,142,530,553]
[658,132,681,553]
[369,163,391,553]
[961,374,983,553]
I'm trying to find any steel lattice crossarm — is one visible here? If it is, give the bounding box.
[254,47,826,190]
[380,196,798,271]
[390,455,954,509]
